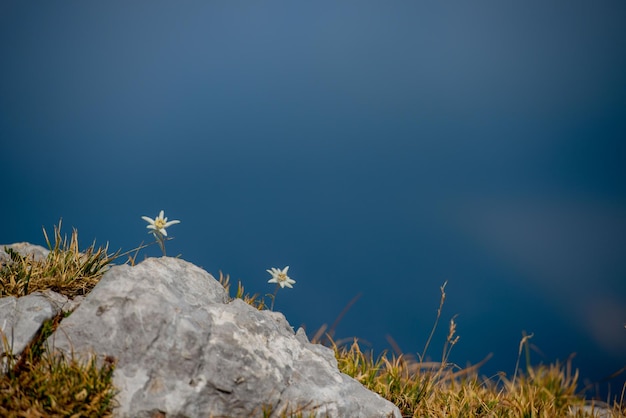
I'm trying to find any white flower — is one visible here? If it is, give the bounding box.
[141,210,180,237]
[267,266,295,289]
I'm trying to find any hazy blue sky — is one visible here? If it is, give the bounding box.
[1,1,625,398]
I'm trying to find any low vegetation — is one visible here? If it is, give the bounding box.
[0,221,117,298]
[1,314,117,417]
[0,222,624,417]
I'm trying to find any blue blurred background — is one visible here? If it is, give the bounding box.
[1,1,625,399]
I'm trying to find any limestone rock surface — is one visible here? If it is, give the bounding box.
[0,243,50,263]
[45,257,401,418]
[0,290,70,371]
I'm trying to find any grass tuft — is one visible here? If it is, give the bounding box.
[1,220,117,298]
[331,336,626,417]
[0,313,117,417]
[219,270,268,310]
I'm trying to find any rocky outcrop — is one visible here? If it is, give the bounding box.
[1,245,400,418]
[0,290,73,372]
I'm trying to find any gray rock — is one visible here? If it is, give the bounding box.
[48,257,400,418]
[0,291,68,372]
[569,404,613,418]
[38,288,82,314]
[1,243,50,263]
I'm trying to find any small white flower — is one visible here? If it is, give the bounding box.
[142,210,180,237]
[267,266,295,289]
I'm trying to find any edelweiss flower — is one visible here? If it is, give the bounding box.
[141,210,180,237]
[267,266,296,289]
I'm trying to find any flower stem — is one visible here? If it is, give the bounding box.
[154,233,167,256]
[269,284,280,311]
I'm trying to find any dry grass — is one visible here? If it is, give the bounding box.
[0,220,117,298]
[219,270,268,310]
[333,337,625,417]
[0,313,117,417]
[327,286,626,418]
